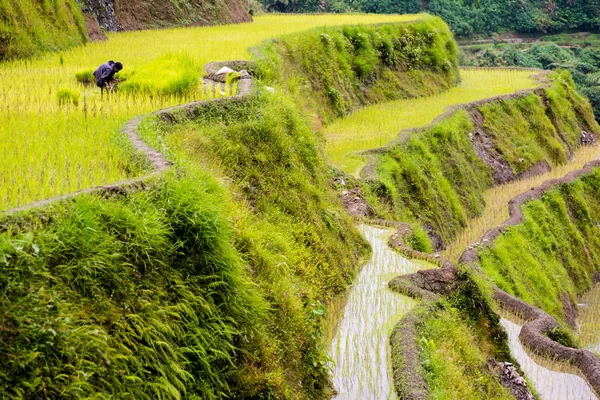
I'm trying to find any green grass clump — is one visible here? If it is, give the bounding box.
[417,305,514,400]
[477,168,600,325]
[119,53,200,96]
[254,15,459,121]
[56,88,79,106]
[74,69,94,84]
[0,172,271,399]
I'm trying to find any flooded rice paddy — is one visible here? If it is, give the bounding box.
[328,224,598,399]
[329,225,427,399]
[501,318,598,400]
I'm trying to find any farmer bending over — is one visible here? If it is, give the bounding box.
[93,60,123,94]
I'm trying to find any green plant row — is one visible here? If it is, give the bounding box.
[477,167,600,326]
[370,70,600,247]
[253,15,459,121]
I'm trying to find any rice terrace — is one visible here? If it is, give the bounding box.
[1,0,600,399]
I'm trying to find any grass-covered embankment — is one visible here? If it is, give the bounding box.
[254,15,460,122]
[475,167,600,326]
[0,0,87,60]
[0,91,370,398]
[325,68,540,174]
[369,70,599,248]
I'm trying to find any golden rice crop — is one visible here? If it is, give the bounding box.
[0,14,420,211]
[324,68,541,176]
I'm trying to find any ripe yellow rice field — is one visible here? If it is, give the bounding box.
[324,68,541,176]
[0,14,420,211]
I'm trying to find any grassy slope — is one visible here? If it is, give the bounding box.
[374,70,598,396]
[478,168,600,326]
[371,71,599,246]
[325,68,539,174]
[0,0,86,60]
[254,15,459,123]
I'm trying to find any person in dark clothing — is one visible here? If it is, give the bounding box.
[93,60,123,94]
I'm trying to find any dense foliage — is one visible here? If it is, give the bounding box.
[262,0,600,37]
[462,36,600,122]
[0,0,87,60]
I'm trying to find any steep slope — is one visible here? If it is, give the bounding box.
[0,0,87,60]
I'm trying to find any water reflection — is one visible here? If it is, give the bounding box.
[329,225,424,399]
[501,318,598,400]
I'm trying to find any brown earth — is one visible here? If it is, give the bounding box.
[114,0,251,31]
[83,13,107,42]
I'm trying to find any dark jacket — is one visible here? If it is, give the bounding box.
[93,61,117,86]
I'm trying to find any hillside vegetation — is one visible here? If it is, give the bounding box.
[462,34,600,123]
[0,0,87,60]
[264,0,600,37]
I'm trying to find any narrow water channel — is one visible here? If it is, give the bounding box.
[500,318,598,400]
[329,225,425,399]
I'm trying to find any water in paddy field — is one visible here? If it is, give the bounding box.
[329,225,426,399]
[500,318,598,400]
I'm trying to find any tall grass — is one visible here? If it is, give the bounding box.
[137,91,371,397]
[0,171,270,399]
[0,14,420,211]
[324,68,540,175]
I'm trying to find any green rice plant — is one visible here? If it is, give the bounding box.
[56,87,79,106]
[74,68,94,84]
[119,53,199,96]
